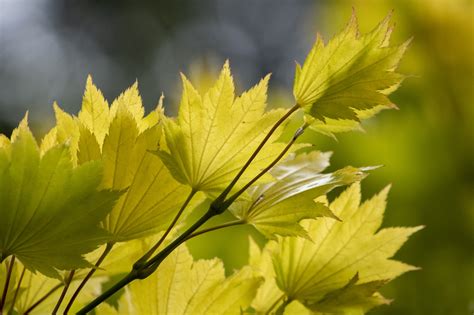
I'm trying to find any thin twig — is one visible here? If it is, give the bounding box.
[224,124,307,207]
[185,219,245,241]
[52,270,75,314]
[219,104,299,200]
[0,256,15,314]
[8,266,25,315]
[134,189,197,268]
[63,242,114,314]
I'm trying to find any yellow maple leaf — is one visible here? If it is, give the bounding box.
[158,61,291,195]
[253,183,422,314]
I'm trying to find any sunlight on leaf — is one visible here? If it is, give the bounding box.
[294,12,409,136]
[97,244,261,315]
[52,79,201,242]
[13,264,104,314]
[252,183,422,314]
[158,61,291,195]
[229,151,368,238]
[0,117,120,278]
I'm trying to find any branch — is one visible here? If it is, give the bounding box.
[134,189,197,269]
[185,219,245,241]
[77,209,214,314]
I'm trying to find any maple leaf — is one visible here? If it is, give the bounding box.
[229,151,368,238]
[96,244,261,315]
[252,183,422,314]
[0,117,119,278]
[293,12,409,135]
[158,61,290,195]
[52,78,200,242]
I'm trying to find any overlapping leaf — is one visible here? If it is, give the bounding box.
[51,78,200,242]
[229,151,368,238]
[97,244,261,315]
[293,12,409,136]
[158,61,290,195]
[12,265,105,315]
[252,183,422,314]
[0,118,119,278]
[248,237,285,314]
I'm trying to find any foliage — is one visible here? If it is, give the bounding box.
[0,11,419,315]
[0,116,120,278]
[158,62,287,195]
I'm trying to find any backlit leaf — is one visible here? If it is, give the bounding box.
[78,76,110,147]
[253,183,421,314]
[49,78,202,242]
[229,151,367,238]
[0,118,119,278]
[13,264,105,314]
[294,12,409,133]
[97,244,261,315]
[158,61,290,195]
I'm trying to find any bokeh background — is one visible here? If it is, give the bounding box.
[1,0,472,314]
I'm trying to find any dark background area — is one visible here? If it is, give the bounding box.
[1,0,473,314]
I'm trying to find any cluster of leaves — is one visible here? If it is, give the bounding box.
[0,12,419,315]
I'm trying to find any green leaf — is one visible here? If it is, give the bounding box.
[229,151,367,238]
[0,118,119,278]
[97,244,262,315]
[293,12,409,131]
[158,61,290,195]
[253,183,421,314]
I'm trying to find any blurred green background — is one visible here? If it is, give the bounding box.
[1,0,472,314]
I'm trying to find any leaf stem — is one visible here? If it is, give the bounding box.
[7,265,24,315]
[64,242,114,314]
[23,284,63,314]
[185,219,245,241]
[52,270,75,314]
[0,256,15,314]
[134,189,197,268]
[219,104,300,199]
[224,123,308,207]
